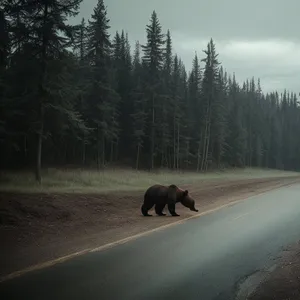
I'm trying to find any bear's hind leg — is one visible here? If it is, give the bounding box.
[141,204,153,216]
[155,203,166,216]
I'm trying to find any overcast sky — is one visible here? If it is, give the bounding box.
[73,0,299,94]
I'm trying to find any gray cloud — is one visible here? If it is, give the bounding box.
[73,0,300,93]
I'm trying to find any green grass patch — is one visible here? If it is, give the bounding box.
[0,167,299,194]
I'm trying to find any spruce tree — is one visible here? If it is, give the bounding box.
[0,8,9,145]
[141,10,165,169]
[86,0,120,168]
[131,41,147,169]
[114,30,132,159]
[200,39,220,170]
[72,17,90,165]
[188,53,202,169]
[0,9,9,69]
[158,29,173,167]
[225,76,246,166]
[213,66,229,167]
[4,0,85,182]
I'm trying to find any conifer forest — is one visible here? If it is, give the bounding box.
[1,0,300,182]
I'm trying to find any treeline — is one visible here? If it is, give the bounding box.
[1,0,300,182]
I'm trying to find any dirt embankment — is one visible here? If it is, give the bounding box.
[248,240,300,300]
[1,175,300,279]
[247,241,300,300]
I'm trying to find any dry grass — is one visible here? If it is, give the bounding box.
[0,167,299,194]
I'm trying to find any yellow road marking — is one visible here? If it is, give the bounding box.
[0,180,298,283]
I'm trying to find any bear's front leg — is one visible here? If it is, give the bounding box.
[155,203,166,216]
[168,203,180,216]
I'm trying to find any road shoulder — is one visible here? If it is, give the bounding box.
[248,240,300,300]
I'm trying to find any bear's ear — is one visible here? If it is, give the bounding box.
[184,190,188,196]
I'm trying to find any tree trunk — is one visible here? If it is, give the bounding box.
[168,148,172,169]
[97,125,100,170]
[176,121,180,169]
[35,1,48,183]
[102,133,105,168]
[82,137,86,166]
[196,136,202,171]
[160,150,164,168]
[35,104,44,184]
[173,111,176,169]
[200,118,209,171]
[136,144,140,170]
[115,139,119,161]
[185,139,189,169]
[248,119,252,167]
[204,102,212,171]
[204,124,211,171]
[24,135,27,159]
[110,141,114,162]
[150,93,155,169]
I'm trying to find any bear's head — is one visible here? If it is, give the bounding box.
[180,189,198,212]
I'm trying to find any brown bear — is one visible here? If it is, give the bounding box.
[141,184,198,217]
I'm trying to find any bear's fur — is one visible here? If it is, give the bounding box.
[141,184,198,217]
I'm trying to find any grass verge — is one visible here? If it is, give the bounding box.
[0,167,299,193]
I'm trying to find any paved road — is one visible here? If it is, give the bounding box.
[1,184,300,300]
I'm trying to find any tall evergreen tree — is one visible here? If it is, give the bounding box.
[4,0,85,182]
[0,8,10,146]
[131,41,147,169]
[188,53,202,169]
[86,0,120,168]
[72,17,90,165]
[212,66,229,167]
[0,9,9,69]
[141,10,165,169]
[113,30,132,159]
[158,29,173,167]
[225,75,246,166]
[200,39,220,170]
[73,18,88,61]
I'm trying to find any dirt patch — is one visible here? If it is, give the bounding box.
[0,176,299,279]
[248,241,300,300]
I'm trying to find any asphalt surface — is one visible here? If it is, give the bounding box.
[1,184,300,300]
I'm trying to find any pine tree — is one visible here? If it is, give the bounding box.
[5,0,85,182]
[0,2,32,165]
[114,30,132,159]
[188,53,202,169]
[212,66,229,167]
[157,29,173,167]
[0,8,10,145]
[163,30,173,88]
[170,55,184,169]
[112,31,121,63]
[141,10,165,169]
[225,76,246,166]
[73,18,88,61]
[86,0,120,168]
[0,9,9,69]
[200,39,220,170]
[72,17,90,165]
[131,41,147,169]
[176,57,189,169]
